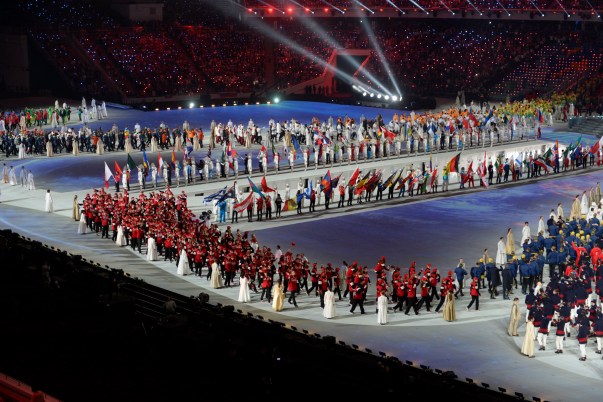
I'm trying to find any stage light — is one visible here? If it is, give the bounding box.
[324,7,328,12]
[211,104,215,107]
[200,105,204,108]
[273,97,280,103]
[287,7,292,12]
[391,95,398,101]
[384,95,390,100]
[189,102,195,108]
[256,102,260,105]
[267,101,271,104]
[142,105,146,109]
[362,92,367,96]
[268,7,273,12]
[166,107,171,110]
[245,102,249,105]
[178,106,182,110]
[370,93,374,98]
[248,8,252,12]
[155,108,159,111]
[377,94,382,99]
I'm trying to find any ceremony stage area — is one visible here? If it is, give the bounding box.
[1,100,602,402]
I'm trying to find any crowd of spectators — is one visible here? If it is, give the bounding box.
[491,30,603,100]
[12,8,603,103]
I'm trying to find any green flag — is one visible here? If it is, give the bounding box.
[127,153,137,170]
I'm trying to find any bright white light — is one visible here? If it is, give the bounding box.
[362,92,367,97]
[377,94,382,99]
[189,102,195,108]
[370,93,374,98]
[274,97,280,103]
[391,96,398,101]
[384,95,390,100]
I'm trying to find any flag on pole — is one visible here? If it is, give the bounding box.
[430,168,438,187]
[383,170,399,189]
[158,151,164,171]
[127,153,137,171]
[261,175,275,193]
[248,177,266,199]
[321,170,332,195]
[142,150,150,175]
[114,161,122,178]
[380,125,396,142]
[589,136,603,155]
[104,161,113,189]
[446,152,461,173]
[291,135,302,160]
[282,198,297,212]
[534,157,554,174]
[171,149,177,166]
[233,192,254,213]
[218,185,236,202]
[203,186,227,203]
[347,167,360,187]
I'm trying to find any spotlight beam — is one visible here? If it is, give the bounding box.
[319,0,345,14]
[465,0,482,15]
[221,0,369,93]
[295,16,392,95]
[438,0,455,14]
[554,0,570,16]
[289,0,313,13]
[495,0,511,16]
[529,0,544,15]
[359,18,398,97]
[407,0,429,14]
[354,0,375,14]
[257,0,286,14]
[386,0,405,14]
[582,0,600,17]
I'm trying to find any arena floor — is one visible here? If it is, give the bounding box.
[1,100,601,402]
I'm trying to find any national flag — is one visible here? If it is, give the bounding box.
[347,167,360,187]
[261,175,275,193]
[203,186,227,203]
[304,179,313,200]
[248,177,266,199]
[534,157,553,174]
[282,198,297,212]
[291,135,302,160]
[381,126,396,142]
[555,139,559,157]
[330,174,342,193]
[261,144,266,153]
[158,151,164,171]
[446,152,461,173]
[218,185,236,202]
[233,192,254,213]
[429,153,433,172]
[114,161,122,178]
[430,168,438,187]
[482,110,493,127]
[462,161,474,184]
[171,149,177,165]
[354,171,372,193]
[383,170,399,188]
[104,161,113,189]
[142,150,150,175]
[538,109,544,124]
[589,136,603,155]
[321,170,332,195]
[468,111,479,127]
[356,170,382,195]
[127,153,137,171]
